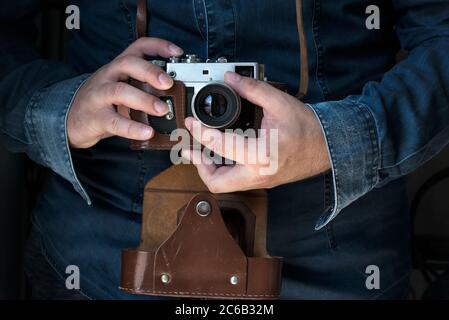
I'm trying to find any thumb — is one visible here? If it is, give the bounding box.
[224,71,287,118]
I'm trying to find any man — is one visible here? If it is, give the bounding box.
[0,0,448,299]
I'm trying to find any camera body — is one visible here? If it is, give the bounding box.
[129,54,283,150]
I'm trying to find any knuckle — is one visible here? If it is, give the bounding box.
[245,78,259,91]
[138,93,153,109]
[144,63,160,77]
[109,117,120,134]
[133,91,152,108]
[134,37,146,46]
[109,82,127,99]
[114,55,133,69]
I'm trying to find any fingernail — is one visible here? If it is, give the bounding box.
[169,44,183,56]
[155,101,168,115]
[225,71,242,83]
[159,73,173,87]
[140,127,153,138]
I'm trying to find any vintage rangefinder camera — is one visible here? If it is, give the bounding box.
[129,54,285,150]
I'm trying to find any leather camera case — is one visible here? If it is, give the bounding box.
[120,164,283,299]
[128,78,188,150]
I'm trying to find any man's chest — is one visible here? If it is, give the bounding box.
[69,0,398,101]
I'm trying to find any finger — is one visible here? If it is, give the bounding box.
[107,55,174,90]
[224,72,287,118]
[187,149,253,193]
[119,37,183,59]
[104,113,154,141]
[181,149,217,178]
[99,82,169,116]
[185,117,253,163]
[108,55,174,89]
[183,149,265,193]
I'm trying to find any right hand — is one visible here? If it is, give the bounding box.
[67,37,183,149]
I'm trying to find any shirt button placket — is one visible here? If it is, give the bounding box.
[203,0,236,61]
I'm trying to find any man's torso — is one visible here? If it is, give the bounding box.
[32,0,410,299]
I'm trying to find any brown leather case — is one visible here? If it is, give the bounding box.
[129,79,190,150]
[120,165,283,299]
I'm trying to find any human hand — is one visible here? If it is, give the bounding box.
[67,37,183,149]
[182,72,331,193]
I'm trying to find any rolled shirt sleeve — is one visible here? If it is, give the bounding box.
[0,59,93,205]
[307,100,380,230]
[307,0,449,230]
[25,74,92,204]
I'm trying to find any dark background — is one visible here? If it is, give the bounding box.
[0,0,70,299]
[0,1,448,300]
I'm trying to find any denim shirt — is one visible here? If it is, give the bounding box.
[1,0,449,299]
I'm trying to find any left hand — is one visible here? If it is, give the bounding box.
[182,71,331,193]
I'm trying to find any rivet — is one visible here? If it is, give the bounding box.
[161,273,171,284]
[230,275,239,285]
[165,112,174,120]
[196,201,211,217]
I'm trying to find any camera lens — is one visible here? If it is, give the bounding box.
[202,94,227,117]
[192,83,241,129]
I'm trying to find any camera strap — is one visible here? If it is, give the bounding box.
[136,0,147,39]
[295,0,309,99]
[135,0,309,99]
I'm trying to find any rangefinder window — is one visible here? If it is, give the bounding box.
[235,66,255,78]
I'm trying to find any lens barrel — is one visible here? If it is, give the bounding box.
[192,83,241,129]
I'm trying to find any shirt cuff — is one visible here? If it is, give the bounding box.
[25,74,92,205]
[306,99,380,230]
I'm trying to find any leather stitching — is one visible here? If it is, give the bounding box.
[120,287,278,298]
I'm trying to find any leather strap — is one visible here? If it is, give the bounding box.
[296,0,309,99]
[136,0,147,38]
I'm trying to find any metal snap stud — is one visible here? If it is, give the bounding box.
[230,275,239,285]
[161,273,171,284]
[196,201,211,217]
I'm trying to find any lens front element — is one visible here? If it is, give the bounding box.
[192,83,241,129]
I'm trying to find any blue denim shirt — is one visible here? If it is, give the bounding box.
[1,0,449,299]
